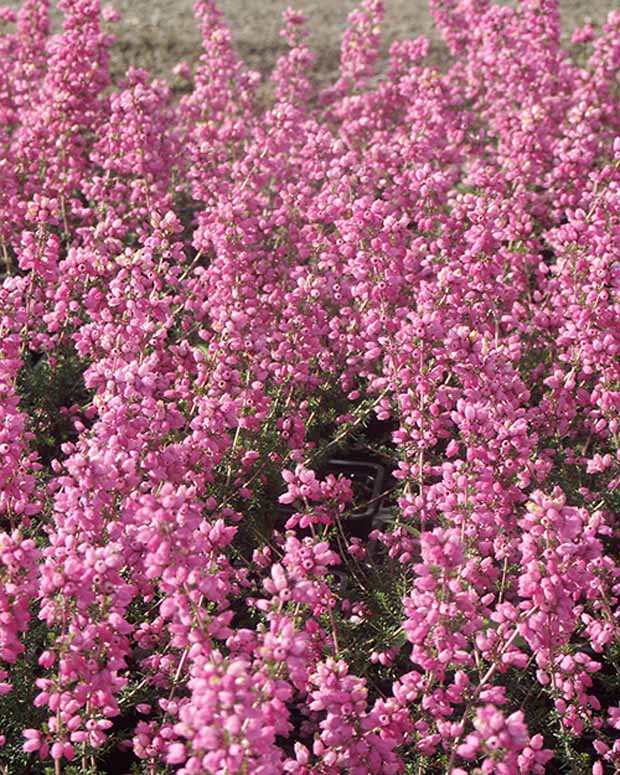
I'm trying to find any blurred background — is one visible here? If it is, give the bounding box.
[5,1,618,86]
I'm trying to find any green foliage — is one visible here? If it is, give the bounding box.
[16,346,91,466]
[0,613,48,774]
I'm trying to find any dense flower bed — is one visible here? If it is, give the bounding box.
[2,0,620,772]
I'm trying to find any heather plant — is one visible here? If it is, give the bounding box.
[2,0,620,773]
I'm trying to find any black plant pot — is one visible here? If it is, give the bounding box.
[322,459,386,539]
[275,458,386,540]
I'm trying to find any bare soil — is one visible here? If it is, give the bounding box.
[104,0,618,84]
[6,1,618,86]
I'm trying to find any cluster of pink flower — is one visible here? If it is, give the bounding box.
[2,0,620,772]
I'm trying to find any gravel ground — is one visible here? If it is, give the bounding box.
[5,1,618,85]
